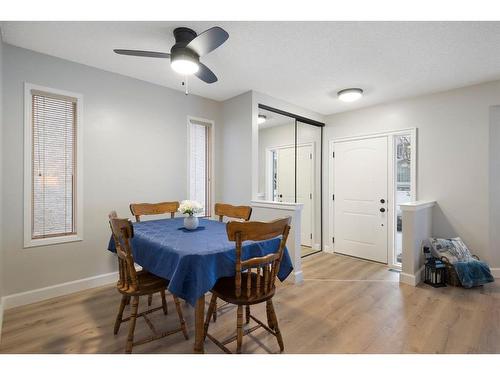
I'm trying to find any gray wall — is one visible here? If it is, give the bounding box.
[219,91,253,205]
[325,80,500,267]
[0,36,4,304]
[490,106,500,269]
[1,44,222,295]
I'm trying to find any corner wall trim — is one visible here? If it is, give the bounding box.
[2,271,118,310]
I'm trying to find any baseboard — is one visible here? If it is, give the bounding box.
[399,266,424,286]
[293,270,304,284]
[323,245,334,253]
[491,268,500,278]
[2,271,118,310]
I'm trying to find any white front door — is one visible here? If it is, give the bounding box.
[334,136,388,263]
[275,145,313,247]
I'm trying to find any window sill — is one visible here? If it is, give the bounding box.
[24,234,83,249]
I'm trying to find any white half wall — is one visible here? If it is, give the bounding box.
[1,44,222,297]
[325,80,500,268]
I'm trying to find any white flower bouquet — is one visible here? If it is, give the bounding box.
[178,200,203,217]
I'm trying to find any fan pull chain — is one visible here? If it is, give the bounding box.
[182,76,189,95]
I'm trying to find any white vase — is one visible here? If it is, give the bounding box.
[184,215,199,230]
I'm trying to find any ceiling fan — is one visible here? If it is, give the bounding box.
[114,26,229,84]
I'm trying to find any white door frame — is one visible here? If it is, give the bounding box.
[265,142,316,247]
[327,128,417,268]
[186,116,215,217]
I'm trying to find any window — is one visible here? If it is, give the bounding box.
[188,117,213,217]
[24,83,83,247]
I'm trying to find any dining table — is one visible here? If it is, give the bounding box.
[107,216,293,353]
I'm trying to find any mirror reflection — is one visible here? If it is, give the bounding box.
[257,108,322,257]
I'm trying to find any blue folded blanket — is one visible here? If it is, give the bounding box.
[454,259,494,288]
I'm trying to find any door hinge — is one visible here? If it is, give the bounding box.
[332,237,335,244]
[310,233,313,239]
[332,194,335,200]
[309,193,312,199]
[332,151,335,158]
[310,153,312,159]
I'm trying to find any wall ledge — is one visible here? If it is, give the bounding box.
[250,200,304,211]
[400,200,436,212]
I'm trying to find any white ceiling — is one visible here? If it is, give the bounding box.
[3,21,500,115]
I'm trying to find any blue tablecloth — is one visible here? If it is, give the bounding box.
[107,217,293,306]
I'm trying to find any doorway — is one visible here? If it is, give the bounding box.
[329,129,416,266]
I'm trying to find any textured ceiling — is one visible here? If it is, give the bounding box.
[3,21,500,115]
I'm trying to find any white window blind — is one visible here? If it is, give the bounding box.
[189,119,211,216]
[31,90,77,239]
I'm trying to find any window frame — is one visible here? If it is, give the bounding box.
[23,82,84,248]
[186,116,214,218]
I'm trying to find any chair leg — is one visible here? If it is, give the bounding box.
[245,305,251,325]
[266,300,275,330]
[148,294,153,307]
[204,294,218,340]
[125,296,140,354]
[114,295,128,335]
[236,305,243,354]
[173,295,189,340]
[160,289,168,315]
[213,297,217,322]
[267,300,284,352]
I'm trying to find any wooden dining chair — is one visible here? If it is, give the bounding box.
[214,203,252,222]
[129,201,180,222]
[203,217,291,354]
[108,211,188,353]
[212,203,253,322]
[129,201,180,306]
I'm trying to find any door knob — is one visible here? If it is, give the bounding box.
[380,208,386,213]
[380,199,385,204]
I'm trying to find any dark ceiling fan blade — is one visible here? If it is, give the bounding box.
[194,62,218,84]
[113,49,171,58]
[186,27,229,56]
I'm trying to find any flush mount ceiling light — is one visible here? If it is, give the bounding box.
[258,115,267,124]
[337,88,364,103]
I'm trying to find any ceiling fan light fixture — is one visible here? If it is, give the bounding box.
[337,88,364,103]
[171,57,199,75]
[258,115,267,125]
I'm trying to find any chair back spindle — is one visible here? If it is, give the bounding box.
[129,201,180,222]
[226,217,291,299]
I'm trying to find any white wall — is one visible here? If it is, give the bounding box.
[1,44,222,296]
[325,80,500,267]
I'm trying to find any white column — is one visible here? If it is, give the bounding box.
[399,200,436,286]
[250,200,304,284]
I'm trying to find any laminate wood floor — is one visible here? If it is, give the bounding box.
[1,253,499,354]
